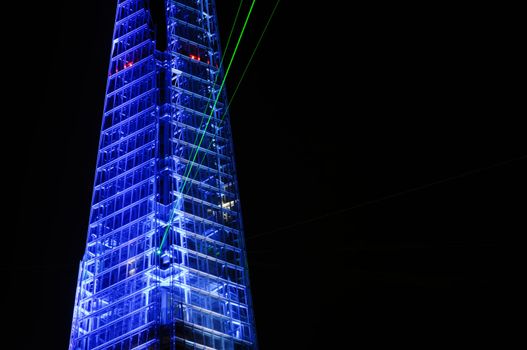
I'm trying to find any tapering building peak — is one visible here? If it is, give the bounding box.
[69,1,257,349]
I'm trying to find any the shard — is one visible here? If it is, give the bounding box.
[69,1,258,349]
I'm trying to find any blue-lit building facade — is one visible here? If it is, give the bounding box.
[69,1,257,349]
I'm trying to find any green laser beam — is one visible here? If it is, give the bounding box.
[219,0,245,69]
[157,1,246,254]
[173,0,280,219]
[181,0,256,192]
[163,0,282,243]
[181,0,245,178]
[158,0,281,254]
[222,0,281,115]
[189,0,282,179]
[158,0,257,252]
[247,154,527,240]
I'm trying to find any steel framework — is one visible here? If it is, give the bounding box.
[69,1,257,349]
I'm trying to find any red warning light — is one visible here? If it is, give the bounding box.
[189,55,201,61]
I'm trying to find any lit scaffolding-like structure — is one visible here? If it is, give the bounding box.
[69,1,258,349]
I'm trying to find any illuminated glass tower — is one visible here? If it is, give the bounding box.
[69,1,257,349]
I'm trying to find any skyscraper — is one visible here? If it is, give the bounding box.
[69,1,258,349]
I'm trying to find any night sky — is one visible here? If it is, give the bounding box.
[7,1,525,349]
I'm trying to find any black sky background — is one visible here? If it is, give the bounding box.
[6,1,525,349]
